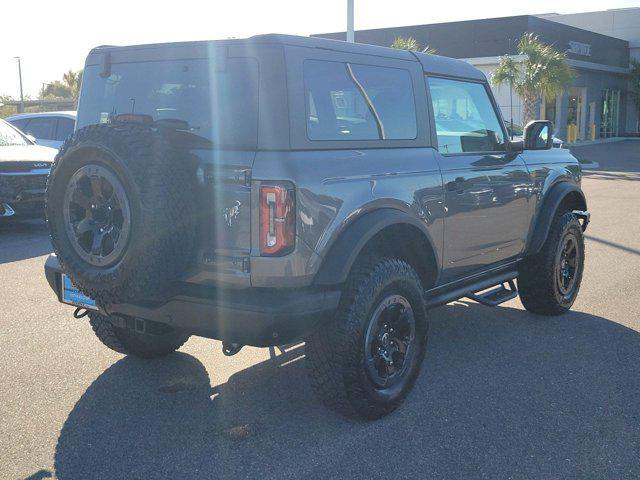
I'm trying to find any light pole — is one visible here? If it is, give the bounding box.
[347,0,354,43]
[14,56,24,113]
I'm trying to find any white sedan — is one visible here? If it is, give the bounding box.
[6,111,76,149]
[0,119,57,219]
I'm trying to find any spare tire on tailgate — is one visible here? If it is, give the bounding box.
[46,123,196,306]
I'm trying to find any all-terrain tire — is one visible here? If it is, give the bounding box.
[89,312,190,359]
[46,123,196,306]
[306,256,428,420]
[518,211,585,315]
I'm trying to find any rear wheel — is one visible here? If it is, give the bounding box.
[89,312,190,359]
[306,256,428,420]
[518,211,585,315]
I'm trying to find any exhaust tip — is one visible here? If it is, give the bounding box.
[0,203,15,217]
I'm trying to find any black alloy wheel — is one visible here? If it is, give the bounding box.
[555,232,580,300]
[63,164,131,268]
[364,294,416,388]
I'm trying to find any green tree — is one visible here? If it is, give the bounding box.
[0,95,16,118]
[40,69,83,100]
[62,69,83,98]
[630,59,640,132]
[391,36,436,54]
[493,33,574,125]
[41,81,72,99]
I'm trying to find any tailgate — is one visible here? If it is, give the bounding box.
[190,150,255,287]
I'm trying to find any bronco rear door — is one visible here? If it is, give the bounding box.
[78,42,273,287]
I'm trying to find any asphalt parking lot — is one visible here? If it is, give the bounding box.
[1,141,639,480]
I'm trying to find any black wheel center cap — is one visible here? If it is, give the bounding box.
[91,202,113,226]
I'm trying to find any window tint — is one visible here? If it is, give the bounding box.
[427,77,506,154]
[79,58,259,149]
[23,117,56,140]
[56,118,75,141]
[304,60,416,141]
[9,119,28,131]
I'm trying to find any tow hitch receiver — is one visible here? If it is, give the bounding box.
[466,279,518,307]
[222,342,244,356]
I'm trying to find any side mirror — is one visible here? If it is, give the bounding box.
[524,120,553,150]
[26,134,37,144]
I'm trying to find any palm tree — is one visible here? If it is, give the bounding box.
[62,69,83,99]
[493,33,574,125]
[391,36,437,54]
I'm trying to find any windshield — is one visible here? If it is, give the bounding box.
[0,120,30,146]
[78,57,259,149]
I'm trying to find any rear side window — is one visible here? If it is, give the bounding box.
[78,58,259,149]
[304,60,417,141]
[56,118,75,141]
[23,117,56,140]
[9,119,28,131]
[427,77,506,154]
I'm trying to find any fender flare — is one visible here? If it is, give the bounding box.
[313,208,439,286]
[526,182,587,256]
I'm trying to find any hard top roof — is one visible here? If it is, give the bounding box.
[6,111,76,120]
[88,34,486,81]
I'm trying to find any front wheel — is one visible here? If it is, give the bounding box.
[305,257,428,420]
[518,211,585,315]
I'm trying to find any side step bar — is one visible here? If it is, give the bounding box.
[424,270,518,309]
[465,279,518,307]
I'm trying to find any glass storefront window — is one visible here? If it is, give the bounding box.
[600,89,620,138]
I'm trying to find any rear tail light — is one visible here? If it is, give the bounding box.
[260,184,295,256]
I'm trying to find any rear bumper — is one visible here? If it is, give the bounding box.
[45,255,341,347]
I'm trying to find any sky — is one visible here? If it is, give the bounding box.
[1,0,639,98]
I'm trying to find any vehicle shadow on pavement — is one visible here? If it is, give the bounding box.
[53,303,640,479]
[0,220,51,264]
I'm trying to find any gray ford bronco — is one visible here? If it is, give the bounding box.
[45,35,589,419]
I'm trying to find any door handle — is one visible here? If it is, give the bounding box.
[446,177,466,194]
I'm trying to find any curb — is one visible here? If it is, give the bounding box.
[568,137,640,147]
[580,162,600,171]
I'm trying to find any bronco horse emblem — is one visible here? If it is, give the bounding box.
[223,200,242,227]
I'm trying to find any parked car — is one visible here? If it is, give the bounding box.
[6,111,76,149]
[44,35,589,420]
[0,119,56,219]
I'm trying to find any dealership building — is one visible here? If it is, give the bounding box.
[314,8,640,141]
